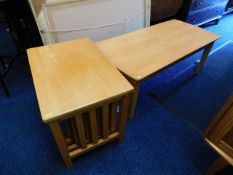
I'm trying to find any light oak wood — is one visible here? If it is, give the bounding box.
[89,109,98,144]
[68,132,119,158]
[118,95,130,143]
[110,102,117,132]
[205,139,233,166]
[27,38,133,123]
[129,82,140,119]
[31,0,44,16]
[196,42,214,74]
[102,104,109,139]
[56,98,130,168]
[204,95,233,137]
[75,114,87,149]
[97,19,220,81]
[49,122,73,168]
[96,108,102,139]
[65,119,73,140]
[70,118,79,145]
[77,112,90,144]
[28,38,133,168]
[97,19,220,118]
[205,95,233,166]
[205,156,228,175]
[205,95,233,174]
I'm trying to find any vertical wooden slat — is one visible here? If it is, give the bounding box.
[75,114,87,149]
[49,122,73,168]
[71,118,80,146]
[65,119,73,139]
[89,109,98,144]
[83,113,91,143]
[65,118,80,146]
[118,95,130,143]
[102,104,109,139]
[96,108,102,139]
[110,102,117,133]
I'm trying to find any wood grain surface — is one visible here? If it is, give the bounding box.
[97,19,220,81]
[27,38,133,123]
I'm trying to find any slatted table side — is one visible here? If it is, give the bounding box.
[49,94,130,167]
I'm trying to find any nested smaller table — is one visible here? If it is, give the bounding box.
[97,19,220,119]
[27,38,133,168]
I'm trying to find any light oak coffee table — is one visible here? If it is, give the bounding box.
[97,19,220,119]
[27,38,133,168]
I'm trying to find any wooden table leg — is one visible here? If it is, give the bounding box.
[49,121,73,168]
[196,42,214,75]
[206,156,228,175]
[129,82,140,120]
[119,95,130,143]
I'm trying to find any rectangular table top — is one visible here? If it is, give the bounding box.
[96,19,220,81]
[27,38,133,123]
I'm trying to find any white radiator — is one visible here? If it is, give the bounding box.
[29,0,151,45]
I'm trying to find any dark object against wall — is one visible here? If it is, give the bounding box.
[151,0,184,23]
[2,0,43,50]
[177,0,229,26]
[225,0,233,14]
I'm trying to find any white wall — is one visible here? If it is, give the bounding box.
[29,0,151,45]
